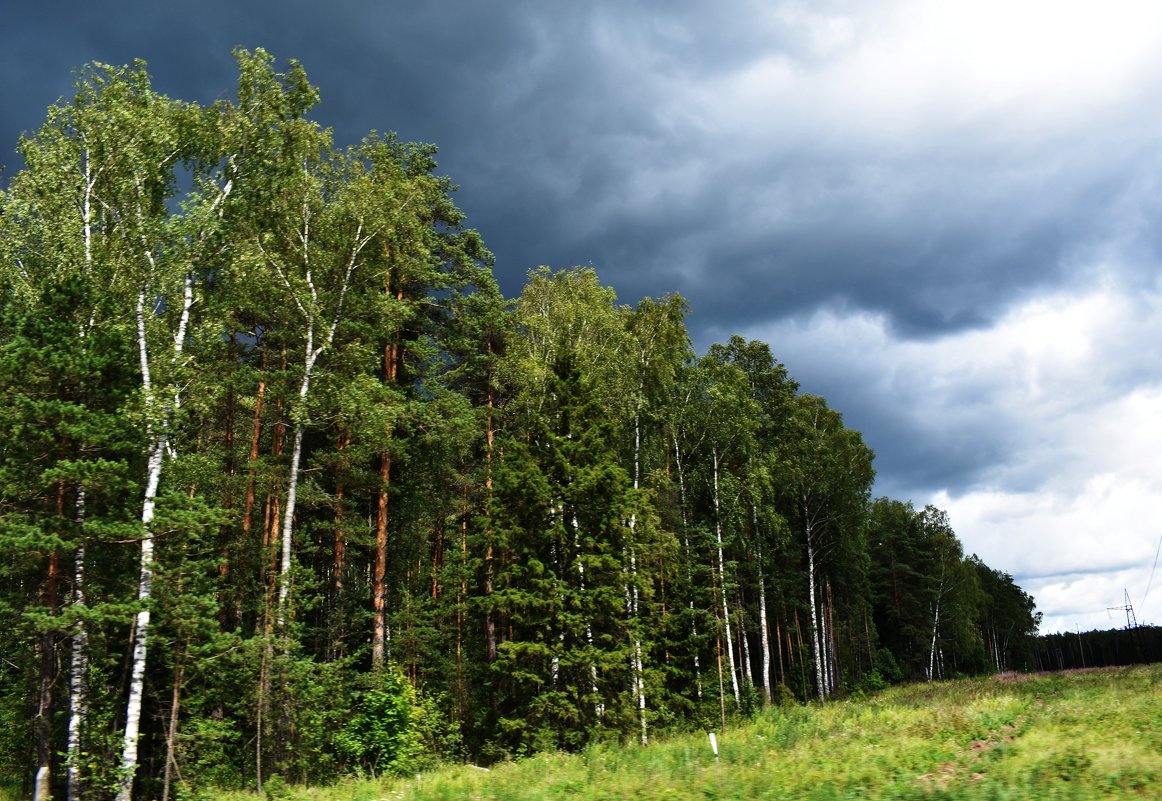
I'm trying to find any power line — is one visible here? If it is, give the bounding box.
[1142,530,1162,611]
[1108,589,1138,630]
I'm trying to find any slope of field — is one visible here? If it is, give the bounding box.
[214,665,1161,801]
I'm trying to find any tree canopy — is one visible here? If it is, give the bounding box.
[0,51,1041,800]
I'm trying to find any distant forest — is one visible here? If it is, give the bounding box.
[1,52,1043,799]
[1035,626,1162,672]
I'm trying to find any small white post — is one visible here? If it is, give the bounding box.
[708,731,719,761]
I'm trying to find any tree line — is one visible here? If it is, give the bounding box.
[1034,626,1162,671]
[0,51,1041,799]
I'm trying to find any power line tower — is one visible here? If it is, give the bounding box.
[1107,588,1138,630]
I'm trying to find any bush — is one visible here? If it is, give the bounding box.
[874,648,904,685]
[859,669,888,694]
[771,683,798,708]
[333,668,424,777]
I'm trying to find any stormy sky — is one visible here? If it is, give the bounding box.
[5,0,1162,634]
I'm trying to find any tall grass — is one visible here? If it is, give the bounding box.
[0,779,22,801]
[205,665,1161,801]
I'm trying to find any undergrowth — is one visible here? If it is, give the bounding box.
[203,665,1162,801]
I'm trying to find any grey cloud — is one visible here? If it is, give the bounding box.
[8,0,1162,521]
[1017,563,1148,583]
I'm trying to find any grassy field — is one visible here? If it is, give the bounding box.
[127,665,1162,800]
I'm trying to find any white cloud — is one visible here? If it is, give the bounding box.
[742,272,1162,634]
[681,0,1162,145]
[481,3,1162,638]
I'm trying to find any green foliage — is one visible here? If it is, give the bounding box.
[334,669,422,776]
[198,666,1162,801]
[0,51,1045,796]
[873,647,904,685]
[178,717,247,791]
[0,664,30,779]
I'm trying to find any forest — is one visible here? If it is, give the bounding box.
[0,51,1040,800]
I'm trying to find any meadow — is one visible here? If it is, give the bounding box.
[196,664,1161,801]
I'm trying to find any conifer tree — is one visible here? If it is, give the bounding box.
[0,51,1047,792]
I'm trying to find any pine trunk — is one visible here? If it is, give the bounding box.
[373,328,400,669]
[161,645,187,801]
[373,448,392,669]
[240,347,268,546]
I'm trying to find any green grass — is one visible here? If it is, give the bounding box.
[0,779,21,801]
[209,665,1162,801]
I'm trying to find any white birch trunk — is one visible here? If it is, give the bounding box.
[928,596,942,682]
[825,612,835,696]
[276,352,312,631]
[740,604,753,688]
[672,431,702,698]
[111,127,232,801]
[820,597,830,697]
[272,223,363,632]
[820,586,830,696]
[115,272,192,801]
[633,629,646,744]
[712,446,740,706]
[69,170,93,793]
[758,571,771,703]
[927,562,946,682]
[116,437,164,801]
[571,517,603,717]
[753,517,771,704]
[550,533,561,686]
[66,492,88,801]
[629,408,647,744]
[805,517,825,704]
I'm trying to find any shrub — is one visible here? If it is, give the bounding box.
[334,668,423,777]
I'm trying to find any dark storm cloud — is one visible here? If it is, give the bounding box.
[6,0,1162,523]
[576,125,1160,341]
[754,324,1019,501]
[8,1,1144,332]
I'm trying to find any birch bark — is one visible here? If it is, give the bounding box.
[66,145,97,801]
[628,405,647,744]
[66,493,88,801]
[805,515,826,704]
[711,446,740,706]
[754,520,772,704]
[671,431,702,698]
[272,219,365,633]
[116,271,194,801]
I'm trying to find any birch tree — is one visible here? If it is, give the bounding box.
[0,59,229,799]
[0,49,1056,784]
[623,295,689,742]
[711,337,797,704]
[113,76,236,801]
[777,394,874,702]
[676,353,761,709]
